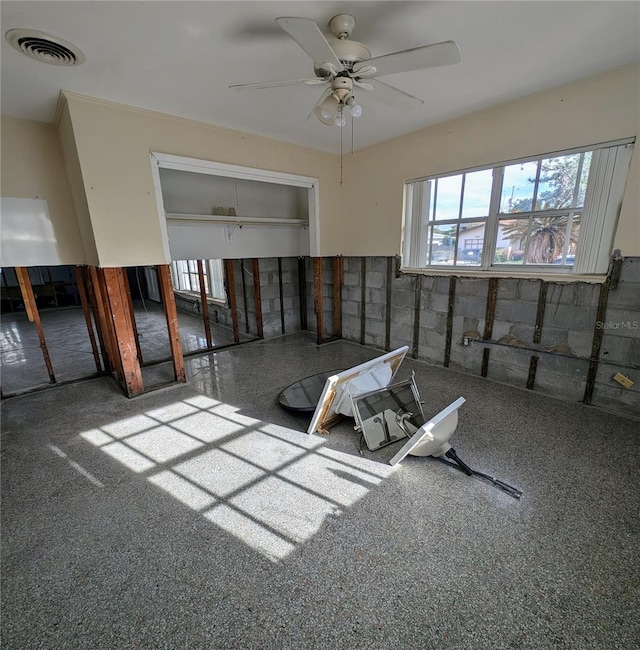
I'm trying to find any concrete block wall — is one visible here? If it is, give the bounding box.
[174,257,303,341]
[304,257,336,338]
[340,256,640,418]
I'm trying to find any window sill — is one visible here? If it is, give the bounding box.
[399,266,607,284]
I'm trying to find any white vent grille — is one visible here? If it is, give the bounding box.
[5,29,85,66]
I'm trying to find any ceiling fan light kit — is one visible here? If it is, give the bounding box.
[230,13,461,128]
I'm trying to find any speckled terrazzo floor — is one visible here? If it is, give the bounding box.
[1,332,638,649]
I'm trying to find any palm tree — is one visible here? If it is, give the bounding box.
[501,216,579,263]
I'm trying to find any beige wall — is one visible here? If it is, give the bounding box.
[62,93,340,266]
[342,63,640,257]
[1,116,84,264]
[57,103,99,265]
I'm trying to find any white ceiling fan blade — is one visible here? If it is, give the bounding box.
[353,40,461,76]
[363,79,424,110]
[276,17,344,72]
[229,78,324,91]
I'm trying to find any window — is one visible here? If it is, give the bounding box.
[402,140,634,275]
[170,259,226,302]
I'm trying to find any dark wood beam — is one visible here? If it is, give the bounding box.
[156,264,186,384]
[251,259,264,338]
[298,257,308,330]
[385,257,393,351]
[527,280,548,390]
[85,267,112,373]
[197,260,213,348]
[481,278,499,377]
[75,266,102,373]
[224,260,240,343]
[313,257,323,345]
[360,257,366,346]
[332,256,343,339]
[278,258,285,335]
[412,274,422,359]
[93,267,124,381]
[444,276,457,368]
[102,267,145,397]
[121,267,143,364]
[15,267,56,383]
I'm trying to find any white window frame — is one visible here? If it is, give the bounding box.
[171,259,226,304]
[401,138,634,280]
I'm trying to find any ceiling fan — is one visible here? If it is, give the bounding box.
[229,14,461,126]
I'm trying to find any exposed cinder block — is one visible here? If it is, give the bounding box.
[492,320,512,340]
[370,256,390,273]
[510,323,536,343]
[497,279,519,301]
[456,278,489,297]
[518,279,542,303]
[620,257,640,283]
[343,301,360,317]
[607,283,640,310]
[538,327,569,348]
[430,292,450,313]
[455,295,488,318]
[344,271,361,287]
[435,277,451,293]
[367,287,386,306]
[567,330,594,358]
[392,288,415,309]
[600,334,636,364]
[495,300,538,325]
[366,271,385,289]
[544,305,598,331]
[365,318,385,339]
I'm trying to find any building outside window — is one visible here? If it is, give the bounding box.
[402,139,634,276]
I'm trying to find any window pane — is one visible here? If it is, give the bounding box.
[535,154,580,210]
[526,215,571,264]
[434,175,462,221]
[461,170,492,219]
[457,222,485,266]
[495,218,528,264]
[429,224,457,265]
[576,152,592,207]
[500,161,537,213]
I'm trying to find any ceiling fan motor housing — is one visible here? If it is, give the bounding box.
[329,39,371,67]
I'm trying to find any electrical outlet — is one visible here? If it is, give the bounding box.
[613,373,635,389]
[463,336,470,346]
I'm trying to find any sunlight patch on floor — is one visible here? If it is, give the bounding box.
[78,397,397,562]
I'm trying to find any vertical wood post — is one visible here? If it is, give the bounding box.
[241,260,250,333]
[75,266,102,373]
[298,257,308,330]
[277,257,285,335]
[481,278,499,377]
[103,268,145,396]
[224,260,240,343]
[527,280,548,390]
[444,276,457,367]
[313,257,324,345]
[251,259,264,338]
[15,267,56,383]
[385,257,393,351]
[412,274,422,359]
[360,257,367,345]
[122,267,143,364]
[197,260,213,348]
[332,256,343,339]
[85,267,112,373]
[93,267,124,381]
[157,264,186,383]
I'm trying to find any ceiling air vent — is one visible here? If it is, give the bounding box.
[5,29,85,66]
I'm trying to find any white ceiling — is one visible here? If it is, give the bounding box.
[2,1,639,154]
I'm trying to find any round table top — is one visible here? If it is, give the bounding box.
[278,370,343,412]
